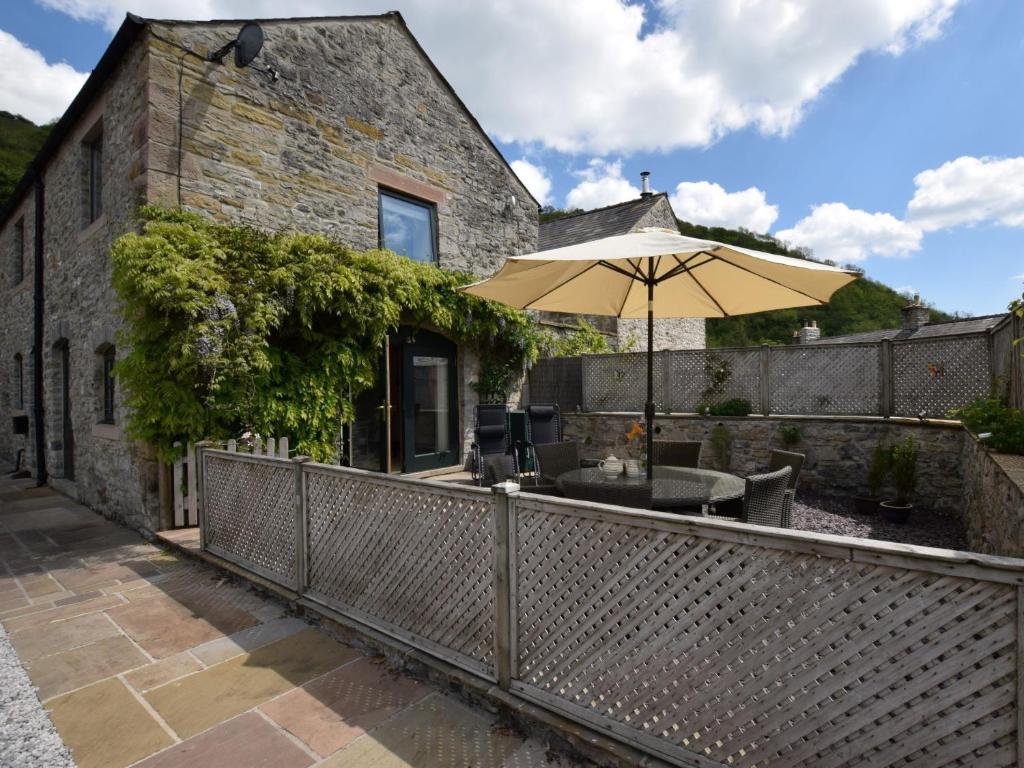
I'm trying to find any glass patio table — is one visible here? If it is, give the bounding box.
[556,466,745,510]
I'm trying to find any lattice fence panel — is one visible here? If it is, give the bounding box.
[583,352,667,412]
[893,336,992,418]
[769,344,880,415]
[511,496,1019,768]
[529,357,583,411]
[304,466,496,677]
[667,348,761,412]
[991,319,1014,404]
[202,452,296,588]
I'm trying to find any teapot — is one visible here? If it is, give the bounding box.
[598,454,624,477]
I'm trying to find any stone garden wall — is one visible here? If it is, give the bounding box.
[562,412,967,516]
[962,435,1024,556]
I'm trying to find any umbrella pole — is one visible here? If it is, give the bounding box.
[645,264,655,480]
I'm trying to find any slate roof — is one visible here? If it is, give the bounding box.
[538,193,668,251]
[805,314,1005,344]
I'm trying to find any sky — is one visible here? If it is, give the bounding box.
[1,0,1022,316]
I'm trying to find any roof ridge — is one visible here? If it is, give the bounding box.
[539,192,667,226]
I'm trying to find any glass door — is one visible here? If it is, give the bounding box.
[402,331,458,472]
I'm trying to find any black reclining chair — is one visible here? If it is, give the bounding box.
[522,404,561,478]
[470,404,513,486]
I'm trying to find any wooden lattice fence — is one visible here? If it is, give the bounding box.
[198,447,1024,767]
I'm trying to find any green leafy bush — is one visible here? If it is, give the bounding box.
[889,436,918,505]
[538,318,611,357]
[710,424,732,471]
[698,398,753,417]
[779,424,802,447]
[952,398,1024,455]
[112,206,541,461]
[866,443,891,498]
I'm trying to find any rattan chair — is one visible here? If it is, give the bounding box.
[560,478,652,510]
[651,440,702,468]
[533,441,580,486]
[742,466,792,527]
[768,449,804,490]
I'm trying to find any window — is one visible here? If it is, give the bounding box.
[13,354,23,410]
[379,190,437,264]
[101,347,115,424]
[12,218,24,285]
[86,133,103,224]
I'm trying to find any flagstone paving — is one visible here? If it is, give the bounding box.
[0,473,571,768]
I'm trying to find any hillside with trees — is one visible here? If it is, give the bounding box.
[0,112,51,207]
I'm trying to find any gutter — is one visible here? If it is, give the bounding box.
[32,172,46,484]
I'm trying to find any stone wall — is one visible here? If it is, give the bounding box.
[616,196,705,351]
[562,412,966,516]
[961,436,1024,556]
[0,34,163,533]
[145,17,538,277]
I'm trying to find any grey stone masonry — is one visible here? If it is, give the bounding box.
[145,17,537,277]
[0,15,541,532]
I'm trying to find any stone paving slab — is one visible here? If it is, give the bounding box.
[0,474,573,768]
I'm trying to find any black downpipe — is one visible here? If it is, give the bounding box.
[32,174,47,485]
[645,259,655,480]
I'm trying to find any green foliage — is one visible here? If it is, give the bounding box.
[680,218,954,347]
[952,398,1024,455]
[539,318,611,357]
[866,443,891,498]
[710,424,732,471]
[699,398,753,417]
[112,206,540,461]
[779,424,802,447]
[0,111,52,207]
[701,353,732,402]
[889,435,918,504]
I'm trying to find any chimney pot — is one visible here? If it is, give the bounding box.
[640,171,651,198]
[797,319,821,344]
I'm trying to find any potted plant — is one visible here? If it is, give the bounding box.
[880,436,917,523]
[854,443,890,515]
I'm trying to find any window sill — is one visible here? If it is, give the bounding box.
[92,422,121,441]
[78,214,107,244]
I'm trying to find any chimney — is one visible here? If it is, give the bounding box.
[797,319,821,344]
[640,170,651,198]
[901,293,930,331]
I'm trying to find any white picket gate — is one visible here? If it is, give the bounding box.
[172,436,289,528]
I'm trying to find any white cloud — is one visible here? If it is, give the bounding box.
[1012,274,1024,282]
[34,0,960,154]
[894,285,917,297]
[509,159,552,206]
[565,159,640,210]
[776,202,922,263]
[0,30,88,124]
[907,155,1024,231]
[669,181,778,232]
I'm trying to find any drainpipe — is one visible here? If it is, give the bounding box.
[32,172,47,485]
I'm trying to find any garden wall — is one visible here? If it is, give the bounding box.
[962,435,1024,556]
[561,413,967,516]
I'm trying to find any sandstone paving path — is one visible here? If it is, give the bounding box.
[0,474,571,768]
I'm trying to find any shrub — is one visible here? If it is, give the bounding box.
[889,435,918,505]
[951,398,1024,455]
[866,443,891,498]
[710,424,732,471]
[779,424,802,447]
[698,398,753,417]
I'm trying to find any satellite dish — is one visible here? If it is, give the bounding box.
[207,22,264,68]
[234,23,264,68]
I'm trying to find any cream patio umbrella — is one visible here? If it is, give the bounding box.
[462,227,858,479]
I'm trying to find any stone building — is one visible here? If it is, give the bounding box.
[0,12,549,533]
[537,190,706,351]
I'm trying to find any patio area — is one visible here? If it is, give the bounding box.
[0,474,572,768]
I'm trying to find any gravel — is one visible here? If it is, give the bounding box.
[0,623,75,768]
[792,491,967,550]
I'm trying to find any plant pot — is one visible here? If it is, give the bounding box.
[879,500,913,524]
[853,496,880,515]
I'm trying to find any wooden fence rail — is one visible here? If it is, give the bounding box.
[197,447,1024,767]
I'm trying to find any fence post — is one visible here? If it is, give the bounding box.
[759,345,771,416]
[880,339,893,418]
[293,456,311,594]
[491,480,518,689]
[194,441,212,550]
[661,350,672,413]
